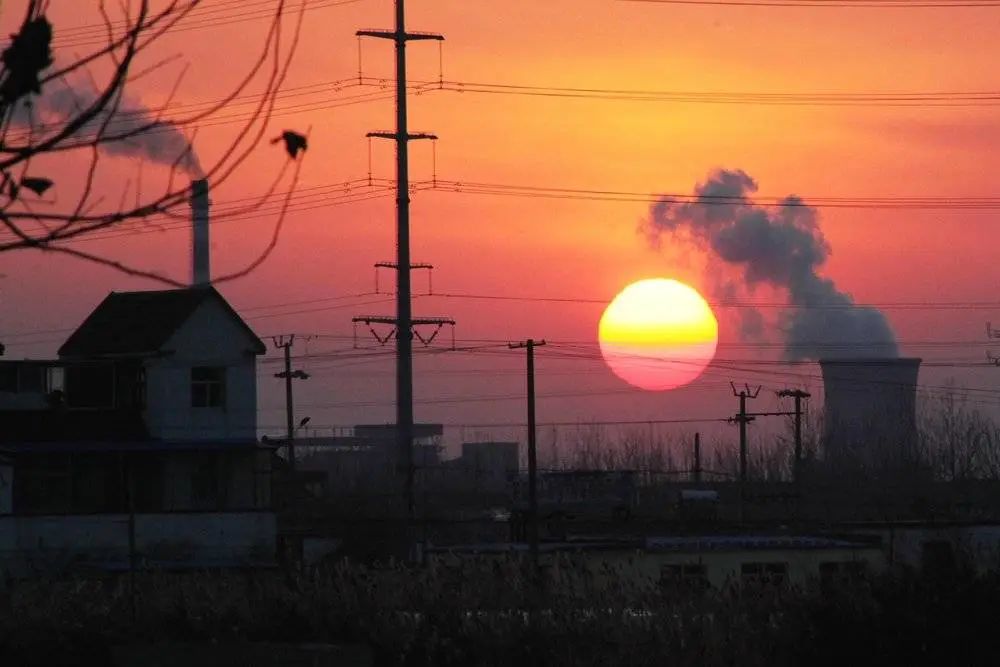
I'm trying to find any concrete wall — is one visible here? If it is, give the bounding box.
[0,511,276,578]
[160,450,262,511]
[144,298,259,441]
[0,391,48,410]
[604,548,884,589]
[427,546,885,590]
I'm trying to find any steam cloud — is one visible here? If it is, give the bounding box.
[643,169,897,360]
[13,85,202,176]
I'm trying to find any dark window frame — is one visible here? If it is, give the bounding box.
[191,366,226,408]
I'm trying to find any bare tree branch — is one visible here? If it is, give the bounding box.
[0,0,311,286]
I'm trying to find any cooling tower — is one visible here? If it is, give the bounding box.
[190,179,210,286]
[820,357,921,471]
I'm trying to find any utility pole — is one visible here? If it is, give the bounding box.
[273,335,309,471]
[730,383,760,525]
[730,383,761,484]
[777,389,811,484]
[693,432,702,484]
[511,339,545,569]
[358,1,443,523]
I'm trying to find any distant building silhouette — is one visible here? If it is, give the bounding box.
[820,357,922,475]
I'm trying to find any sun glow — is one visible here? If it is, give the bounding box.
[598,279,719,391]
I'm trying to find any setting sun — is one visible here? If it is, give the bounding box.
[598,279,719,391]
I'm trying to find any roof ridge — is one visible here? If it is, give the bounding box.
[58,286,262,357]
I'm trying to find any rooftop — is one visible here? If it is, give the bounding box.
[425,534,881,555]
[0,438,268,455]
[58,287,265,358]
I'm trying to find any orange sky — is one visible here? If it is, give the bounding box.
[2,1,999,450]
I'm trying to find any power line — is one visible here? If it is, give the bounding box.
[247,341,1000,409]
[545,342,1000,396]
[52,0,356,41]
[426,290,1000,311]
[2,184,398,246]
[425,78,1000,108]
[422,179,1000,212]
[620,0,1000,7]
[4,78,371,140]
[50,0,368,49]
[4,85,402,146]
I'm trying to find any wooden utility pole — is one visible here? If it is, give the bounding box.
[731,383,761,484]
[778,389,811,483]
[272,335,309,471]
[511,339,545,569]
[730,383,760,524]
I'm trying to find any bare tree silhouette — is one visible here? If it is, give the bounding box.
[0,0,308,286]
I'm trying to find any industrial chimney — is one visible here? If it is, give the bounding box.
[819,357,921,473]
[190,179,210,287]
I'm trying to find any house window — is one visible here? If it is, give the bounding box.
[741,562,788,587]
[191,367,226,408]
[660,562,709,590]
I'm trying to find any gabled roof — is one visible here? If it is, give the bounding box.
[59,286,266,358]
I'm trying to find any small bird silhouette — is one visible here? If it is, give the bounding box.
[271,130,308,159]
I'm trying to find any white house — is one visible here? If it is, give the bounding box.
[0,286,276,577]
[58,286,264,441]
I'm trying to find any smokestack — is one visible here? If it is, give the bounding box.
[820,357,921,473]
[190,179,210,287]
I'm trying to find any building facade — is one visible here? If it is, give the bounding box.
[0,287,275,577]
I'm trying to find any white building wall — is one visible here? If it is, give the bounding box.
[0,512,276,578]
[144,298,259,441]
[137,512,275,564]
[427,546,887,590]
[162,455,195,510]
[0,392,48,410]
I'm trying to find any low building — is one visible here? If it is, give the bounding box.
[0,287,275,577]
[289,423,445,499]
[424,533,884,591]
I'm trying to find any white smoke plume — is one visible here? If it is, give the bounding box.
[13,85,202,177]
[643,169,897,360]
